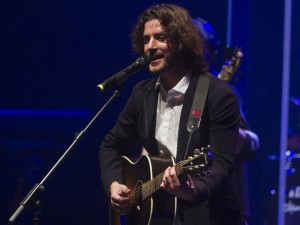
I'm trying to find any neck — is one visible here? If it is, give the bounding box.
[159,63,189,92]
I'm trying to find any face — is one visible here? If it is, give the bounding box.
[143,19,175,75]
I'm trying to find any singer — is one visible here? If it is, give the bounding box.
[99,4,245,225]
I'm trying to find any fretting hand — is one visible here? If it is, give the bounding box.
[160,166,197,201]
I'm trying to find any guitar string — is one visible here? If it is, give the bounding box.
[130,160,188,204]
[143,153,207,198]
[130,152,207,205]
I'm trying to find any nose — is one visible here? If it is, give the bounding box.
[145,38,157,55]
[148,37,157,49]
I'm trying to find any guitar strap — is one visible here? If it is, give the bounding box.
[184,72,212,159]
[187,72,212,133]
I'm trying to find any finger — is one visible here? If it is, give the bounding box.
[111,199,131,214]
[165,167,179,189]
[169,167,180,188]
[110,183,131,200]
[112,195,130,206]
[119,185,131,196]
[160,166,171,189]
[112,204,131,215]
[160,178,166,188]
[123,186,131,194]
[164,170,173,190]
[179,174,195,189]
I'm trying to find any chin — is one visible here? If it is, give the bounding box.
[150,64,169,75]
[149,66,161,74]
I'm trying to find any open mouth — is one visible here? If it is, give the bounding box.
[151,54,164,62]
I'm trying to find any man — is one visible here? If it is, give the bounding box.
[193,18,260,225]
[99,4,244,225]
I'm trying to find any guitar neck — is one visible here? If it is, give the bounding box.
[217,48,243,85]
[137,159,187,201]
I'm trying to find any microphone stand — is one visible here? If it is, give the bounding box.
[8,88,122,224]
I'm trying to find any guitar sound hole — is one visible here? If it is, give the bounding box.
[134,180,143,205]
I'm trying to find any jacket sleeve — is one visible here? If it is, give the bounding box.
[98,82,144,196]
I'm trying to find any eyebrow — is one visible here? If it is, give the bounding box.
[143,31,167,37]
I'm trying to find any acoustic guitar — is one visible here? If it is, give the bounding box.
[110,146,211,225]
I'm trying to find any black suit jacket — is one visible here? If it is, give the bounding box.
[99,72,244,225]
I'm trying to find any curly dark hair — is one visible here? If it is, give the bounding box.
[130,4,207,74]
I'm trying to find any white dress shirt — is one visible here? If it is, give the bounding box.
[155,72,191,158]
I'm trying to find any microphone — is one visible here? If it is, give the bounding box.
[97,55,150,92]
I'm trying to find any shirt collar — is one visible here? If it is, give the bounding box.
[155,71,191,94]
[156,71,191,105]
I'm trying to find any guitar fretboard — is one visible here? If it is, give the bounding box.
[130,155,204,206]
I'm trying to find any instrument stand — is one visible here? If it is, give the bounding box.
[8,88,122,224]
[33,199,42,225]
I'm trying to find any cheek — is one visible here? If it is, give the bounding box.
[143,44,149,54]
[160,43,171,54]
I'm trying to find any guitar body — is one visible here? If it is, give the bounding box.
[109,146,210,225]
[110,155,177,225]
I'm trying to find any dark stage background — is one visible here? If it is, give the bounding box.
[0,0,299,225]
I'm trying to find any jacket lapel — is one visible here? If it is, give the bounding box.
[143,80,160,154]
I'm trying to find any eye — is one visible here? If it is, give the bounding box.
[157,35,166,42]
[143,36,150,44]
[156,32,168,42]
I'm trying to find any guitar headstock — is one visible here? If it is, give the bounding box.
[180,145,212,176]
[217,46,243,85]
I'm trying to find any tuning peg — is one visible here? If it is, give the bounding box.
[194,148,200,154]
